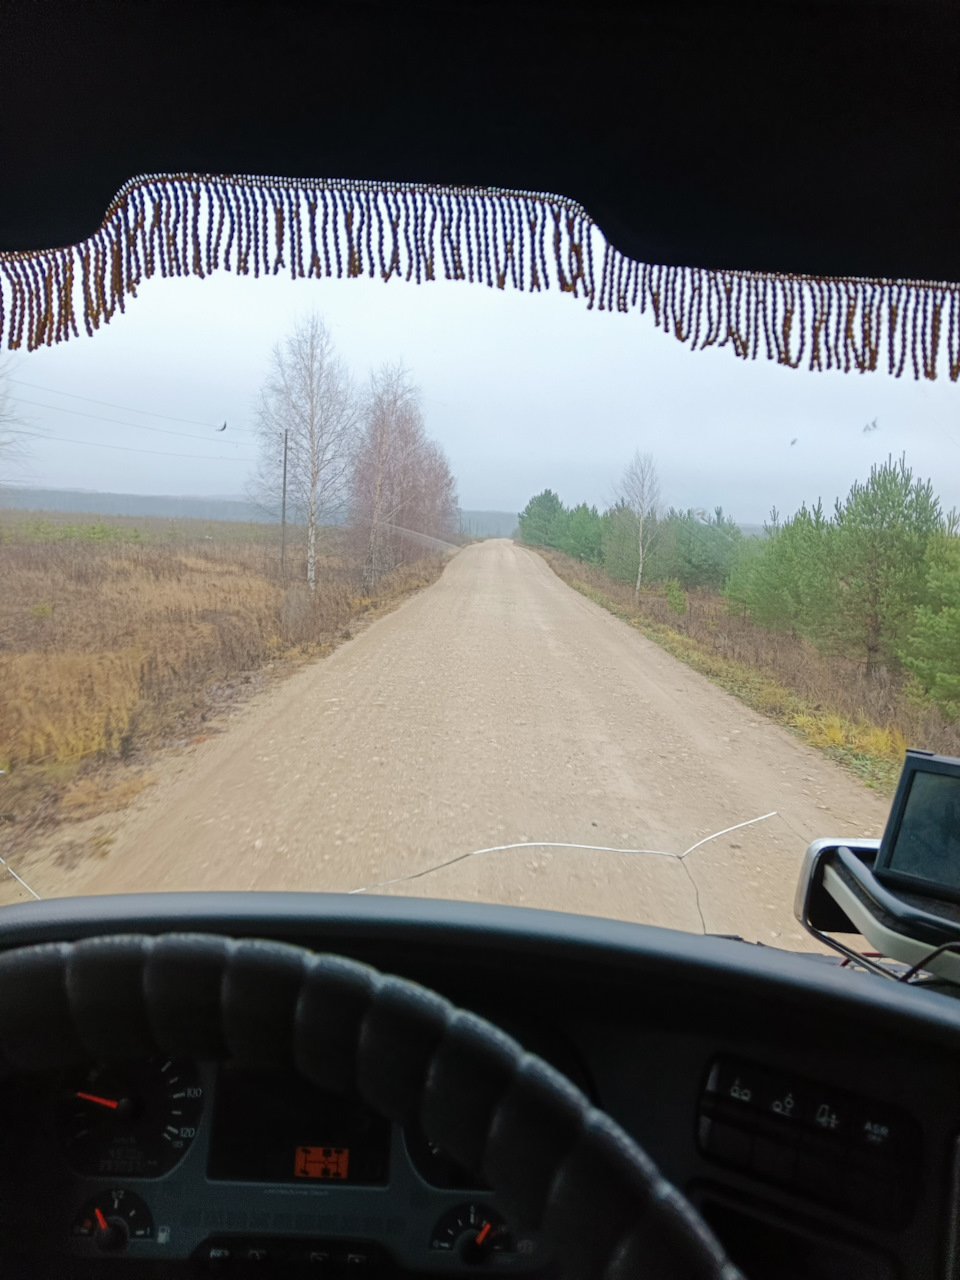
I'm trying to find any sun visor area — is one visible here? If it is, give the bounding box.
[1,174,957,382]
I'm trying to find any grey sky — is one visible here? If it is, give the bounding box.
[4,258,958,524]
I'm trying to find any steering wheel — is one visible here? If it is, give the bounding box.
[0,934,742,1279]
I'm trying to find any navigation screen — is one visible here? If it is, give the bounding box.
[887,771,960,893]
[207,1066,390,1184]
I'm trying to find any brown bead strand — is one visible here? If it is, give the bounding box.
[328,188,343,280]
[512,194,525,293]
[109,233,124,318]
[319,188,332,278]
[363,188,375,279]
[438,192,453,282]
[211,184,226,273]
[481,192,495,289]
[62,250,79,340]
[180,179,192,278]
[794,277,807,369]
[674,266,687,339]
[918,287,932,382]
[949,288,960,381]
[689,268,703,348]
[717,273,733,355]
[223,184,239,276]
[23,257,42,347]
[4,261,24,348]
[167,183,182,278]
[386,193,403,282]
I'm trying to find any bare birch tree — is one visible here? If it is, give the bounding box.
[251,315,358,590]
[350,365,457,589]
[617,450,662,593]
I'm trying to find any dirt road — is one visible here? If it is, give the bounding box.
[7,541,890,944]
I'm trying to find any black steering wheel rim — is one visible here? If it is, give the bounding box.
[0,932,741,1279]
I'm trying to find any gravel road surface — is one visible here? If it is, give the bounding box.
[9,541,890,943]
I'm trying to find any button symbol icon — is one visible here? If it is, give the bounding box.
[772,1092,795,1116]
[815,1103,839,1130]
[863,1120,889,1146]
[729,1078,753,1103]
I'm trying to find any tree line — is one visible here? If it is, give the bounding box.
[518,452,960,721]
[251,314,458,591]
[517,453,746,594]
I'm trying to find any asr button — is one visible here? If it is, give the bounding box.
[853,1103,920,1161]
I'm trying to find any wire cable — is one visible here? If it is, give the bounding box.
[27,431,255,462]
[0,853,41,901]
[898,940,960,984]
[347,812,778,897]
[9,378,236,431]
[10,396,255,444]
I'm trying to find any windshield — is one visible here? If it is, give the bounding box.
[1,208,957,951]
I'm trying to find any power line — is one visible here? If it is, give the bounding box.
[10,396,255,445]
[33,432,256,462]
[8,378,241,431]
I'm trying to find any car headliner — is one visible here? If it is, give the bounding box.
[2,0,958,283]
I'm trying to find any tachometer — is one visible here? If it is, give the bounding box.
[56,1058,203,1177]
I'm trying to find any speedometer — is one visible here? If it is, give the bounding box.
[56,1058,203,1178]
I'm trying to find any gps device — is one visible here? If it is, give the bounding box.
[874,749,960,903]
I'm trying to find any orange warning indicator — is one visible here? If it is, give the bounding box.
[294,1146,350,1180]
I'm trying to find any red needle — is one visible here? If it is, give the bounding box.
[475,1222,493,1246]
[76,1091,120,1110]
[94,1208,108,1232]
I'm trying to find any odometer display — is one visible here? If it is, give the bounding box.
[57,1058,203,1178]
[207,1065,389,1184]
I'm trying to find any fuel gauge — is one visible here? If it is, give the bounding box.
[72,1189,154,1252]
[431,1203,513,1262]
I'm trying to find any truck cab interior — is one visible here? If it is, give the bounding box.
[1,3,959,1277]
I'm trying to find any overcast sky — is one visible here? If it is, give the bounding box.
[3,256,958,524]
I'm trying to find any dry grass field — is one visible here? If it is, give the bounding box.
[0,510,446,836]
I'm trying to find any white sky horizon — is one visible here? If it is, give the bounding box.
[2,258,958,525]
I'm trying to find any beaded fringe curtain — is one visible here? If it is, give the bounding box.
[1,173,957,381]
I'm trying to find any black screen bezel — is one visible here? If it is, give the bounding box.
[874,750,960,904]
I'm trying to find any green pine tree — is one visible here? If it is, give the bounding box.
[901,531,960,720]
[517,490,566,546]
[828,455,942,672]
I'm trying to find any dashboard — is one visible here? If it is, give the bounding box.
[2,889,960,1279]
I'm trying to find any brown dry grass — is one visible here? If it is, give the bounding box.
[537,549,960,792]
[0,515,448,833]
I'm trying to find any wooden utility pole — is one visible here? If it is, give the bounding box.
[280,428,288,578]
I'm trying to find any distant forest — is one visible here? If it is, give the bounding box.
[0,488,516,539]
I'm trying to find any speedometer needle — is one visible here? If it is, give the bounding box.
[76,1091,120,1110]
[475,1223,493,1246]
[94,1209,109,1231]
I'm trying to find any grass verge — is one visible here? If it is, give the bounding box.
[535,548,906,793]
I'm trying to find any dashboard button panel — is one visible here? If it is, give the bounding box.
[193,1239,392,1272]
[698,1057,922,1228]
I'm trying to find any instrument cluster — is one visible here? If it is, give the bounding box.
[12,1056,544,1275]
